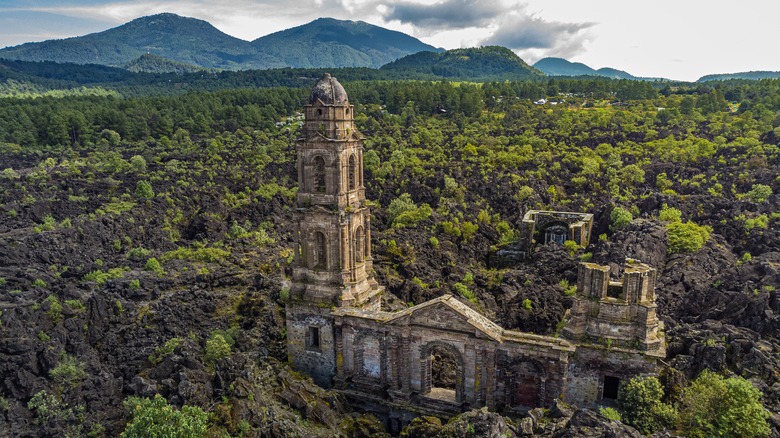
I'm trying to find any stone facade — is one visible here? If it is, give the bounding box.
[286,74,666,421]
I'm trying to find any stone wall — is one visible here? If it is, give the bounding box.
[286,304,337,388]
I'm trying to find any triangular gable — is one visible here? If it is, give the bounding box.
[385,295,504,342]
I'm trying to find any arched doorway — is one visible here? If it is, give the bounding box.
[421,341,463,404]
[543,222,568,245]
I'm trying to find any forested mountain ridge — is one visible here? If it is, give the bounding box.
[381,46,543,80]
[0,13,439,71]
[252,17,441,69]
[534,56,661,80]
[699,71,780,82]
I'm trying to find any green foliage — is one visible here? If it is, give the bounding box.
[128,279,140,290]
[667,221,711,254]
[562,240,579,256]
[65,299,86,312]
[82,267,127,285]
[428,236,439,247]
[33,215,57,233]
[610,206,633,231]
[745,183,772,203]
[121,394,208,438]
[149,337,182,364]
[127,246,151,260]
[145,257,166,276]
[617,376,677,434]
[679,370,770,438]
[521,298,532,311]
[0,277,5,286]
[453,282,477,305]
[387,193,433,228]
[50,354,86,387]
[134,180,155,200]
[161,246,230,264]
[600,407,622,421]
[1,167,19,179]
[44,295,62,322]
[33,278,47,288]
[659,204,682,223]
[205,332,232,363]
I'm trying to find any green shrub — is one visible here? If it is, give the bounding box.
[134,180,155,200]
[145,258,165,276]
[453,282,477,305]
[205,333,232,363]
[428,236,439,247]
[33,278,47,288]
[746,183,772,203]
[50,354,86,387]
[618,376,677,434]
[82,267,127,285]
[600,407,622,421]
[44,295,62,322]
[64,299,85,312]
[658,204,682,223]
[563,240,579,256]
[33,215,57,233]
[127,246,151,260]
[121,394,208,438]
[149,337,182,364]
[610,206,633,230]
[667,221,711,254]
[521,298,532,311]
[679,370,769,438]
[387,193,433,228]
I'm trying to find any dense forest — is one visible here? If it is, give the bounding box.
[0,74,779,436]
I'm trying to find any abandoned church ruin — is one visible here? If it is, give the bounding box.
[286,74,666,426]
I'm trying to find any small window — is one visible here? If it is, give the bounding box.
[314,156,326,193]
[348,155,356,190]
[317,108,323,116]
[307,326,320,350]
[607,284,623,299]
[603,375,620,400]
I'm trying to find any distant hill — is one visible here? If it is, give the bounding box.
[0,14,439,71]
[533,57,669,82]
[124,54,205,74]
[534,57,598,77]
[381,46,542,80]
[698,71,780,82]
[252,18,441,69]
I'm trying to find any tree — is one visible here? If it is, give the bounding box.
[610,206,633,231]
[135,180,155,200]
[679,370,770,438]
[617,376,677,434]
[667,221,711,254]
[121,394,208,438]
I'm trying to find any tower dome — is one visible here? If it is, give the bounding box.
[309,73,348,105]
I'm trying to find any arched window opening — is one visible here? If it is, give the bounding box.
[348,154,357,190]
[313,231,327,269]
[543,223,568,245]
[355,226,365,263]
[314,156,326,193]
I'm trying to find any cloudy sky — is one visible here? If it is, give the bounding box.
[0,0,777,81]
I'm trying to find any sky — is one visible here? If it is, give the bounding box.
[0,0,778,82]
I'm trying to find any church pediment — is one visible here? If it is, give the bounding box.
[386,295,504,342]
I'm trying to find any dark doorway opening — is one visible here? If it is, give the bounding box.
[603,375,620,400]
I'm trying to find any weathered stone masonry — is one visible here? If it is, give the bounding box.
[286,74,666,421]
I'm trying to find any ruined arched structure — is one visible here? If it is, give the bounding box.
[420,341,464,403]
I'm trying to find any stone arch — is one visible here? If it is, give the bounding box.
[542,221,568,245]
[355,225,365,263]
[312,231,327,269]
[420,341,464,404]
[348,154,357,190]
[504,358,546,409]
[313,156,326,193]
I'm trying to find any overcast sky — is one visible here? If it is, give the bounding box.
[1,0,778,81]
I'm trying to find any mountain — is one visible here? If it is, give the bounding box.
[534,57,598,76]
[252,18,441,69]
[0,13,276,70]
[381,46,543,80]
[533,57,671,82]
[0,14,439,71]
[698,71,780,82]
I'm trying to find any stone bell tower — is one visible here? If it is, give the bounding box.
[287,74,383,386]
